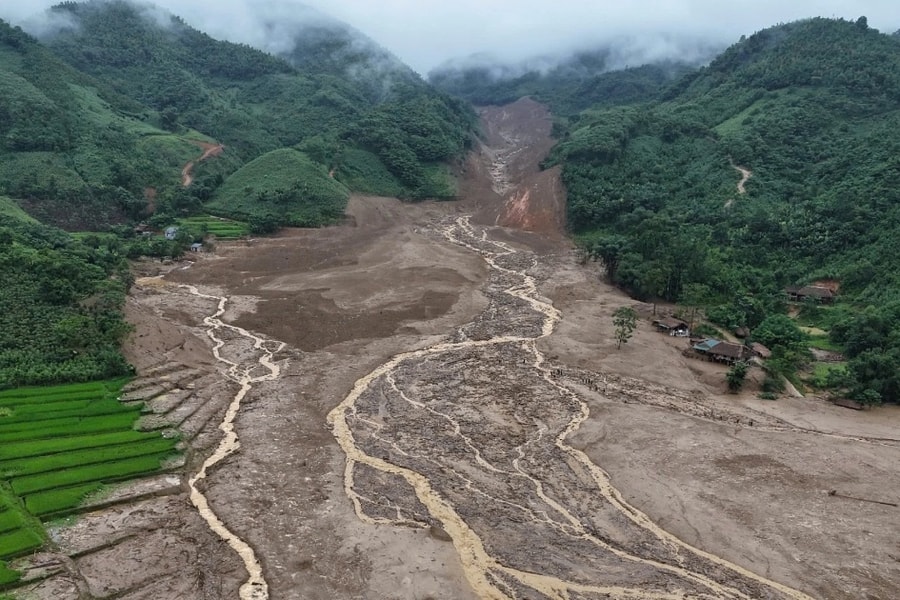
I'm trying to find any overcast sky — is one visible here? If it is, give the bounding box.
[2,0,898,74]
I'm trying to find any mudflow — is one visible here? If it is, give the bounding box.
[10,98,900,600]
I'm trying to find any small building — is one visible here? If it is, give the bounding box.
[751,342,772,359]
[190,242,203,252]
[691,338,752,365]
[164,226,179,240]
[786,285,835,304]
[653,317,690,337]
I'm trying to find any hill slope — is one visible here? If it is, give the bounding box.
[429,44,708,115]
[39,1,474,202]
[0,18,208,229]
[552,17,900,403]
[0,1,476,387]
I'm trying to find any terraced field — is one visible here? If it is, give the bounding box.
[178,215,250,239]
[0,380,179,585]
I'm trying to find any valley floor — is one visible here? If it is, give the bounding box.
[12,98,900,600]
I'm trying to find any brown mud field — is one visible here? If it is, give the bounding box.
[12,98,900,600]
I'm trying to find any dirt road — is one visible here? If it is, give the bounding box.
[182,140,225,187]
[13,98,900,600]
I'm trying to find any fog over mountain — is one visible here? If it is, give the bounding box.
[2,0,898,74]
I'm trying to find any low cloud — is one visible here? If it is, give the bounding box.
[2,0,898,74]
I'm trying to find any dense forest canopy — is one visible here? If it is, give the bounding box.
[547,17,900,404]
[429,48,702,116]
[0,201,132,386]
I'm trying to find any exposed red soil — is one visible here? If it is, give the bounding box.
[181,140,225,187]
[459,98,567,238]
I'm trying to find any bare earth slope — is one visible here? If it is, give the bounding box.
[13,98,900,600]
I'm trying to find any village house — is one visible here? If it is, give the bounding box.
[652,317,690,337]
[785,285,836,304]
[164,226,179,240]
[689,338,753,365]
[190,242,203,252]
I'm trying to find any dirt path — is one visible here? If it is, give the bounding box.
[182,140,225,187]
[732,162,752,195]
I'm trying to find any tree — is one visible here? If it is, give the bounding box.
[679,282,711,331]
[612,306,638,349]
[726,361,749,392]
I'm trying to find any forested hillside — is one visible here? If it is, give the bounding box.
[0,17,208,230]
[0,0,474,233]
[0,201,132,386]
[551,17,900,403]
[0,0,476,388]
[429,49,700,116]
[43,1,474,202]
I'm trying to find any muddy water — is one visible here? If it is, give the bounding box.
[328,217,815,600]
[182,285,285,600]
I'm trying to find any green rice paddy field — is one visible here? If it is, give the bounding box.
[0,380,178,586]
[177,215,250,239]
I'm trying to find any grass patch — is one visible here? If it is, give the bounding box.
[0,197,37,225]
[0,430,156,461]
[0,382,108,399]
[0,529,42,559]
[0,413,142,442]
[0,389,111,408]
[805,362,848,389]
[0,438,176,478]
[0,561,20,585]
[0,513,24,537]
[807,335,843,352]
[0,404,140,428]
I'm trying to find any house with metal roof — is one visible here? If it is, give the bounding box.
[691,338,752,364]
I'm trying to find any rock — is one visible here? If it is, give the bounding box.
[428,524,452,542]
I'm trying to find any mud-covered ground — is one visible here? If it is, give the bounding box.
[11,98,900,600]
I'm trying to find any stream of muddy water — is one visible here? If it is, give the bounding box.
[183,285,284,600]
[327,217,814,600]
[179,213,818,598]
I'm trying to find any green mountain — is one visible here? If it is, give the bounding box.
[429,47,705,115]
[0,0,476,388]
[551,17,900,403]
[45,1,472,198]
[0,0,474,231]
[0,17,201,230]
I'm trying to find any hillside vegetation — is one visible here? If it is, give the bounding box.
[0,18,195,229]
[0,209,132,386]
[209,148,350,230]
[430,50,699,116]
[550,17,900,403]
[0,1,474,231]
[38,0,474,207]
[0,0,476,386]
